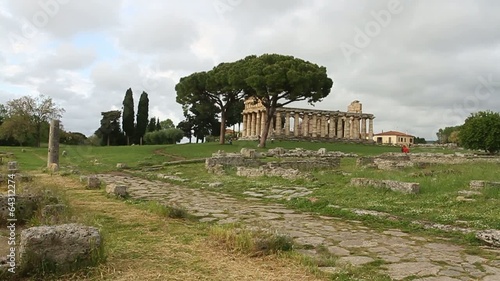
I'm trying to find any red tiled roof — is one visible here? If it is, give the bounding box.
[374,131,414,137]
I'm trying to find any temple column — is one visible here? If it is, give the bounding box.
[337,116,343,139]
[275,111,282,136]
[294,112,300,136]
[248,113,253,137]
[303,113,309,137]
[345,117,351,139]
[361,118,367,140]
[312,113,317,138]
[352,117,359,139]
[256,111,261,137]
[242,114,247,137]
[328,115,335,138]
[284,112,290,136]
[368,117,374,139]
[320,114,327,137]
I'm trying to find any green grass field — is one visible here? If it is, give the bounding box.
[1,141,498,242]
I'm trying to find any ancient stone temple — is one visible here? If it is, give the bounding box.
[240,98,375,142]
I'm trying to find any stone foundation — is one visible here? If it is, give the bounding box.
[350,178,420,194]
[236,165,309,180]
[357,152,500,170]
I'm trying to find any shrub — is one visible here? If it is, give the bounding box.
[144,128,184,145]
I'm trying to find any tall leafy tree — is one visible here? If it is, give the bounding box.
[176,57,250,145]
[245,54,333,147]
[459,111,500,154]
[160,119,175,130]
[3,94,64,147]
[436,125,461,144]
[122,88,135,145]
[177,118,193,143]
[95,110,122,146]
[0,114,34,146]
[136,91,149,145]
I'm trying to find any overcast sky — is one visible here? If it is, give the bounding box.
[1,0,499,140]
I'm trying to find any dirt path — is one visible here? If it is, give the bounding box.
[35,174,326,281]
[153,149,186,161]
[97,174,500,281]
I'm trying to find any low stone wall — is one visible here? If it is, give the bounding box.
[205,151,262,170]
[357,153,413,170]
[236,165,308,180]
[469,180,500,190]
[267,147,357,158]
[269,158,340,171]
[357,152,500,170]
[350,178,420,194]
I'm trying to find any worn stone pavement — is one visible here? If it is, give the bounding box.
[97,174,500,281]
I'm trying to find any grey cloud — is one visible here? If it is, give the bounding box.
[4,0,123,38]
[118,14,198,54]
[37,44,97,70]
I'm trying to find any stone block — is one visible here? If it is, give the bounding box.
[116,163,128,169]
[87,176,101,189]
[1,195,41,223]
[106,183,129,197]
[470,180,486,190]
[241,148,256,158]
[41,204,67,222]
[48,163,59,172]
[476,229,500,247]
[208,182,223,188]
[317,148,327,155]
[267,147,287,156]
[19,224,102,272]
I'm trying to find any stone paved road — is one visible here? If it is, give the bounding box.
[98,174,500,281]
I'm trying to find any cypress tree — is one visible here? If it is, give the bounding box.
[136,91,149,145]
[122,88,135,145]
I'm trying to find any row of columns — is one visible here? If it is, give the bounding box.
[242,110,374,140]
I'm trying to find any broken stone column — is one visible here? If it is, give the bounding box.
[19,224,102,272]
[47,119,60,171]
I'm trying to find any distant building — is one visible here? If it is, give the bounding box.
[373,131,414,145]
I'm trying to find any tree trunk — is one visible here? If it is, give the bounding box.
[258,109,275,148]
[36,122,41,147]
[107,135,110,146]
[127,136,130,146]
[219,111,226,145]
